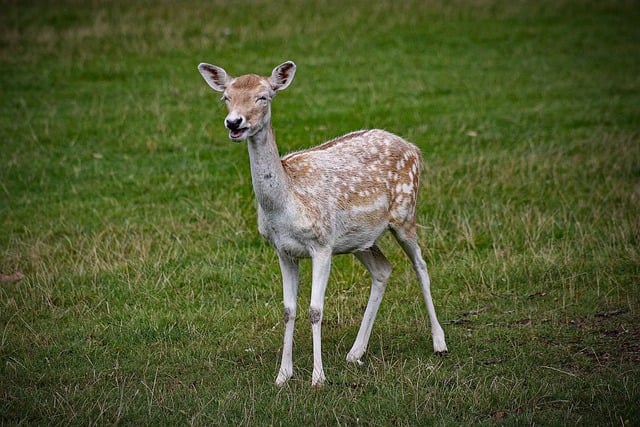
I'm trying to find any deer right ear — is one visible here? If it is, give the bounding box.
[269,61,296,92]
[198,63,231,92]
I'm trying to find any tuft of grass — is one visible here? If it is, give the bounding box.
[2,0,639,425]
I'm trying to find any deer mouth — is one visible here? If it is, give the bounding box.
[229,127,249,141]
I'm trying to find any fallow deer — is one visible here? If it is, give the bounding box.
[197,61,447,387]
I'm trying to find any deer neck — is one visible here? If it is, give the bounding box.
[247,124,290,212]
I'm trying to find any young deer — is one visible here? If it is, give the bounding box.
[198,61,447,387]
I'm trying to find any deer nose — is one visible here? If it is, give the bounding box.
[225,117,243,130]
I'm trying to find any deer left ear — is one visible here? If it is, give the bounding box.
[269,61,296,92]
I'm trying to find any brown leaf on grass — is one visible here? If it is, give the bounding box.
[0,271,24,283]
[480,358,503,365]
[492,407,522,420]
[492,411,507,420]
[460,305,493,317]
[446,305,494,324]
[595,309,625,318]
[528,291,547,299]
[513,318,532,326]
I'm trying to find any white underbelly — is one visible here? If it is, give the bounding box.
[256,196,390,257]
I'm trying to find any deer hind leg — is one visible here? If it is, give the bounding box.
[347,245,393,365]
[391,225,448,354]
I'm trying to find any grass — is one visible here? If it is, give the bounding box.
[1,0,639,425]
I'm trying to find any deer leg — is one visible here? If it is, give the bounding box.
[392,229,448,354]
[275,253,299,386]
[347,245,392,364]
[309,248,332,387]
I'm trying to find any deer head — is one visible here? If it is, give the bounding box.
[198,61,296,141]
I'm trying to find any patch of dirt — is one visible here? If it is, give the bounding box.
[587,327,640,365]
[0,271,24,283]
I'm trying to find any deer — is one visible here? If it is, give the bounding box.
[197,61,448,387]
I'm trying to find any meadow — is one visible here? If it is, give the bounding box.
[1,0,639,425]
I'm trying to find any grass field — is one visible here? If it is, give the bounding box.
[1,0,639,425]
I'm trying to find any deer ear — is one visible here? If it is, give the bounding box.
[198,63,231,92]
[269,61,296,92]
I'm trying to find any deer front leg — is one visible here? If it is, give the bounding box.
[276,253,299,386]
[309,248,332,387]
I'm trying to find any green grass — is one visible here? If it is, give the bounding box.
[1,0,639,425]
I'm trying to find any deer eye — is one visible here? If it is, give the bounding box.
[256,95,269,103]
[221,95,230,103]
